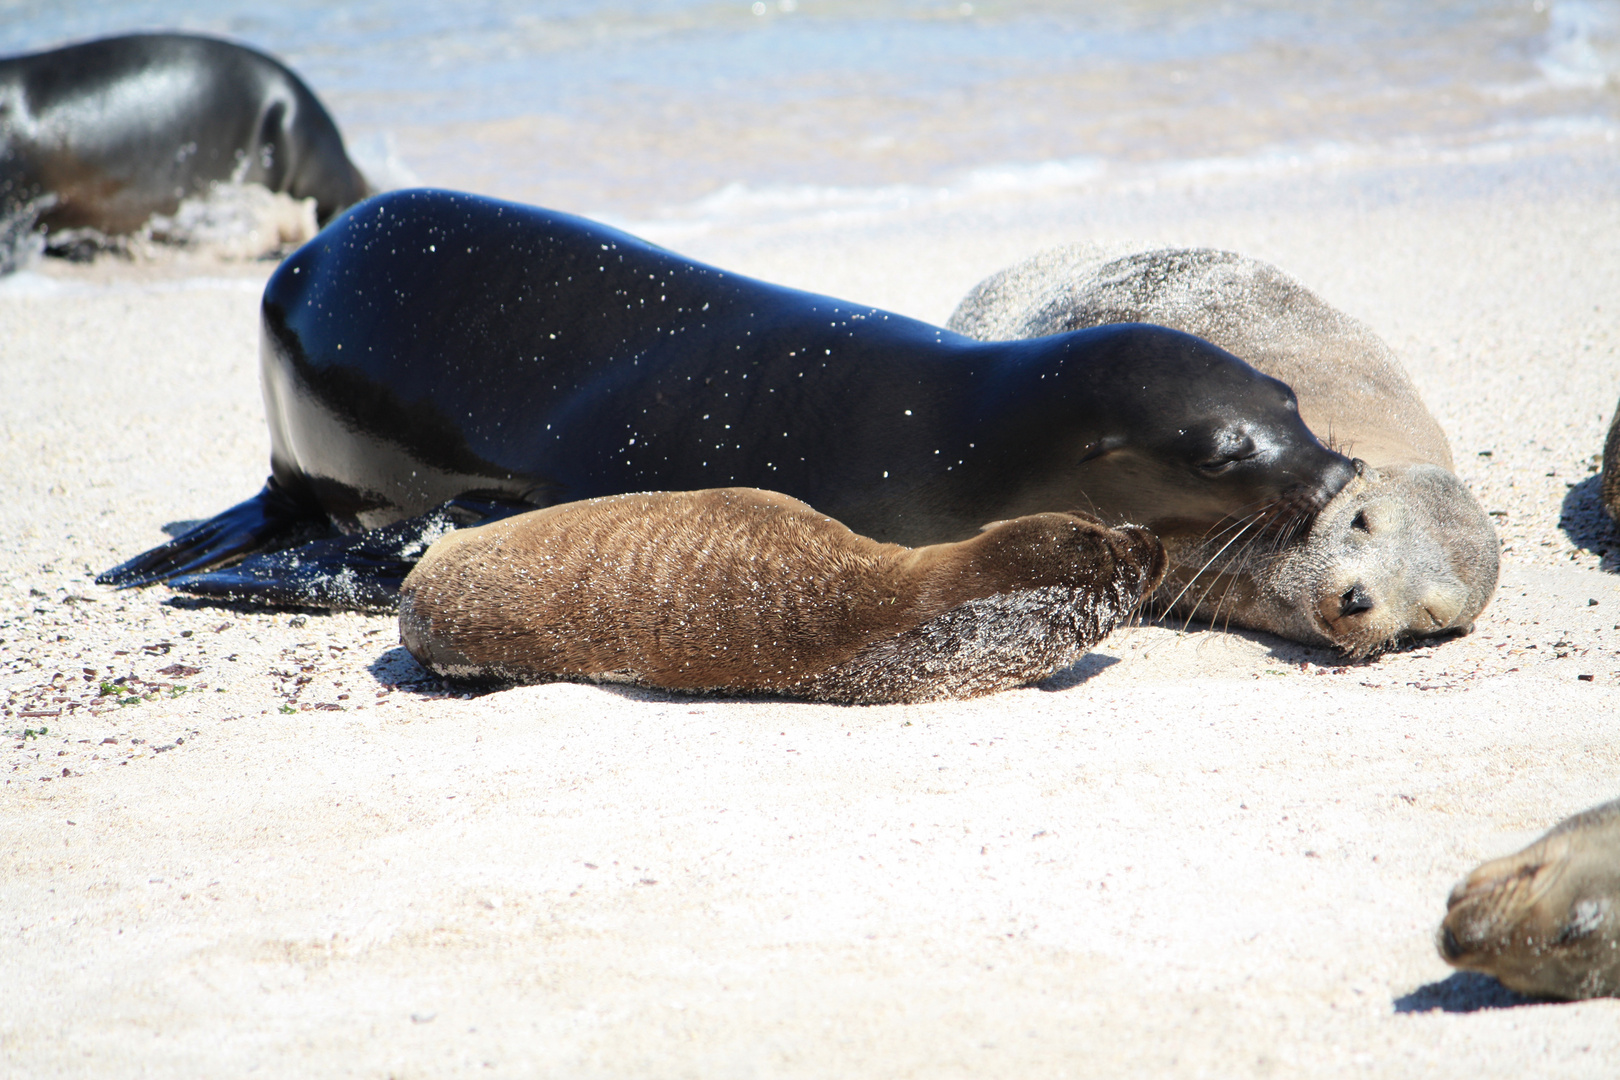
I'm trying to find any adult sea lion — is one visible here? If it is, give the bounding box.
[1438,796,1620,1000]
[98,189,1356,619]
[948,246,1499,656]
[399,488,1166,704]
[0,33,370,264]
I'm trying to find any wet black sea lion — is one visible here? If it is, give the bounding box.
[949,245,1500,656]
[399,488,1166,704]
[1438,796,1620,1000]
[0,33,370,261]
[98,189,1355,610]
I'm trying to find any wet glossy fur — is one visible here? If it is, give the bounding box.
[99,192,1353,607]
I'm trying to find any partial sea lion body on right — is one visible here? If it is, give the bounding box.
[948,246,1500,656]
[1439,796,1620,1000]
[399,488,1166,704]
[1602,397,1620,524]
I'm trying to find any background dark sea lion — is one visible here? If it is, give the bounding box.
[399,488,1166,704]
[948,245,1500,656]
[1439,796,1620,1001]
[98,189,1355,612]
[0,33,370,265]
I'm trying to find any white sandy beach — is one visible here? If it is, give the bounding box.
[3,142,1619,1077]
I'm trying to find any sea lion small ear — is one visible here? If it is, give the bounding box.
[1078,436,1125,465]
[977,518,1013,533]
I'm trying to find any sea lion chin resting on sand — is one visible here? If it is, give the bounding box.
[97,189,1354,614]
[0,33,370,263]
[1438,796,1620,1000]
[398,488,1166,704]
[948,246,1500,657]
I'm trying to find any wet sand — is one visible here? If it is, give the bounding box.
[2,142,1618,1076]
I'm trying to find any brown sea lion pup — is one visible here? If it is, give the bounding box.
[1438,796,1620,1000]
[1603,396,1620,524]
[948,245,1499,657]
[398,488,1166,704]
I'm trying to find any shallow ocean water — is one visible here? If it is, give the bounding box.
[3,0,1617,226]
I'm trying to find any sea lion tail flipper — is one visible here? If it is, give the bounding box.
[165,496,531,612]
[96,477,322,589]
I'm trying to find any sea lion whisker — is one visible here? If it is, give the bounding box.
[1208,512,1314,639]
[1191,487,1316,553]
[1185,506,1274,565]
[1192,501,1276,547]
[1207,531,1269,632]
[1117,580,1161,635]
[1164,512,1269,631]
[1165,493,1312,634]
[1201,527,1276,636]
[1254,508,1303,561]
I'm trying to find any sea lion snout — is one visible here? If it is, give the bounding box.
[1291,443,1359,510]
[1437,844,1564,975]
[1316,575,1472,641]
[1298,464,1498,656]
[1436,799,1620,1000]
[1437,923,1467,963]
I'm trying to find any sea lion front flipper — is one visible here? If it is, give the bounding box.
[166,496,531,612]
[96,476,323,589]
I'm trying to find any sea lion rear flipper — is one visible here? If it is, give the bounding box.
[96,477,322,589]
[165,496,530,612]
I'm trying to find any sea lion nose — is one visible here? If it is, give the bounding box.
[1339,584,1374,618]
[1438,923,1466,961]
[1313,449,1359,501]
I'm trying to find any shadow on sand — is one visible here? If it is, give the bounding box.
[364,646,1129,706]
[1560,474,1619,573]
[1037,653,1120,691]
[1393,972,1547,1014]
